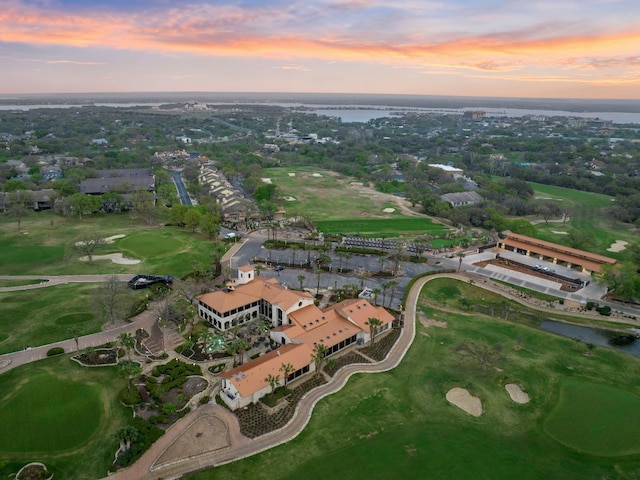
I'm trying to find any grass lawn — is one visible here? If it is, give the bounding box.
[0,284,101,354]
[529,182,638,260]
[544,379,640,456]
[186,278,640,480]
[262,167,444,238]
[315,217,447,237]
[0,211,214,277]
[0,356,131,480]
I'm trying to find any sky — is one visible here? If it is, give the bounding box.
[1,0,639,98]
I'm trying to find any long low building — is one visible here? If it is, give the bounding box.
[198,265,395,409]
[498,231,616,274]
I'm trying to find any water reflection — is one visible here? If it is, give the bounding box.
[540,320,640,357]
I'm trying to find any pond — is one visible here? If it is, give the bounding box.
[540,320,640,358]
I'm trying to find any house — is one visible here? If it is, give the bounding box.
[80,168,155,195]
[428,164,464,175]
[198,266,395,409]
[440,191,483,207]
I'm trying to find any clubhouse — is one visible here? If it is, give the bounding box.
[498,231,616,274]
[196,266,394,409]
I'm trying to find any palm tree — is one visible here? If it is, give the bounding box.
[312,344,330,372]
[297,274,306,291]
[378,256,386,273]
[264,373,280,396]
[457,252,465,272]
[115,425,140,453]
[279,362,295,388]
[290,245,299,266]
[381,281,390,308]
[315,268,322,296]
[344,253,352,272]
[118,332,136,361]
[336,252,345,272]
[371,287,381,306]
[387,280,398,308]
[118,360,141,395]
[68,326,81,351]
[365,317,383,345]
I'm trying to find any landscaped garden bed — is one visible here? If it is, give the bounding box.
[324,351,371,377]
[72,347,119,366]
[16,462,52,480]
[358,327,401,361]
[234,374,327,438]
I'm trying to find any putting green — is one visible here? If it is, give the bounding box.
[0,373,103,453]
[544,380,640,456]
[117,232,183,257]
[55,312,94,326]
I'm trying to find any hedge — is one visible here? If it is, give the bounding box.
[46,347,65,356]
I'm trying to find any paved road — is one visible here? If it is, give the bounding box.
[171,170,193,206]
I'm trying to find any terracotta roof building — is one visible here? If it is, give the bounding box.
[499,231,616,274]
[200,266,395,409]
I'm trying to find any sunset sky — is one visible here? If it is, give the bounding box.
[1,0,639,98]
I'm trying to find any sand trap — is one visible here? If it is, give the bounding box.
[288,172,296,177]
[75,234,126,246]
[261,178,272,184]
[607,240,628,252]
[283,196,296,202]
[505,384,530,404]
[350,181,364,186]
[80,253,141,265]
[382,207,396,213]
[552,230,568,235]
[446,388,483,416]
[312,173,323,177]
[418,311,447,328]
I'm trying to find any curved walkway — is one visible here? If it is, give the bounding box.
[0,274,133,292]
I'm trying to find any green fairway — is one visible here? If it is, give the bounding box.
[0,372,102,453]
[0,212,213,277]
[0,284,101,354]
[186,277,640,480]
[545,380,640,456]
[0,357,131,480]
[315,217,446,237]
[528,182,637,259]
[261,167,432,227]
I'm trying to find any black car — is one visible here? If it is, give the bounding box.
[274,265,285,271]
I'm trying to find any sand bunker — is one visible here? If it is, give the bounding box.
[382,207,396,213]
[607,240,628,253]
[80,253,140,265]
[505,384,530,404]
[261,178,272,184]
[446,388,483,416]
[350,181,364,186]
[312,173,323,177]
[288,172,296,176]
[283,196,297,202]
[417,311,447,328]
[75,234,126,246]
[552,230,568,235]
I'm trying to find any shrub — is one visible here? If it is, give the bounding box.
[586,301,596,310]
[199,395,210,405]
[118,387,143,406]
[46,347,64,356]
[596,305,612,316]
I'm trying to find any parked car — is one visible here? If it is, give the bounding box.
[274,265,285,271]
[534,264,542,270]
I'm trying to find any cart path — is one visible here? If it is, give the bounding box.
[0,274,133,292]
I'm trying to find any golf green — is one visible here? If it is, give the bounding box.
[544,379,640,456]
[0,373,103,453]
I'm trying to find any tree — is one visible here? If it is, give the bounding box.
[387,280,398,308]
[311,344,330,372]
[131,188,156,225]
[7,189,34,229]
[170,204,189,227]
[365,317,383,345]
[279,362,295,388]
[297,274,306,290]
[2,179,28,192]
[118,360,141,395]
[93,275,130,325]
[315,268,322,296]
[184,208,202,232]
[455,340,505,374]
[380,281,390,308]
[200,212,221,238]
[72,230,106,264]
[264,373,280,396]
[115,426,140,453]
[67,192,101,220]
[457,252,465,272]
[119,332,136,361]
[68,325,81,351]
[290,245,299,266]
